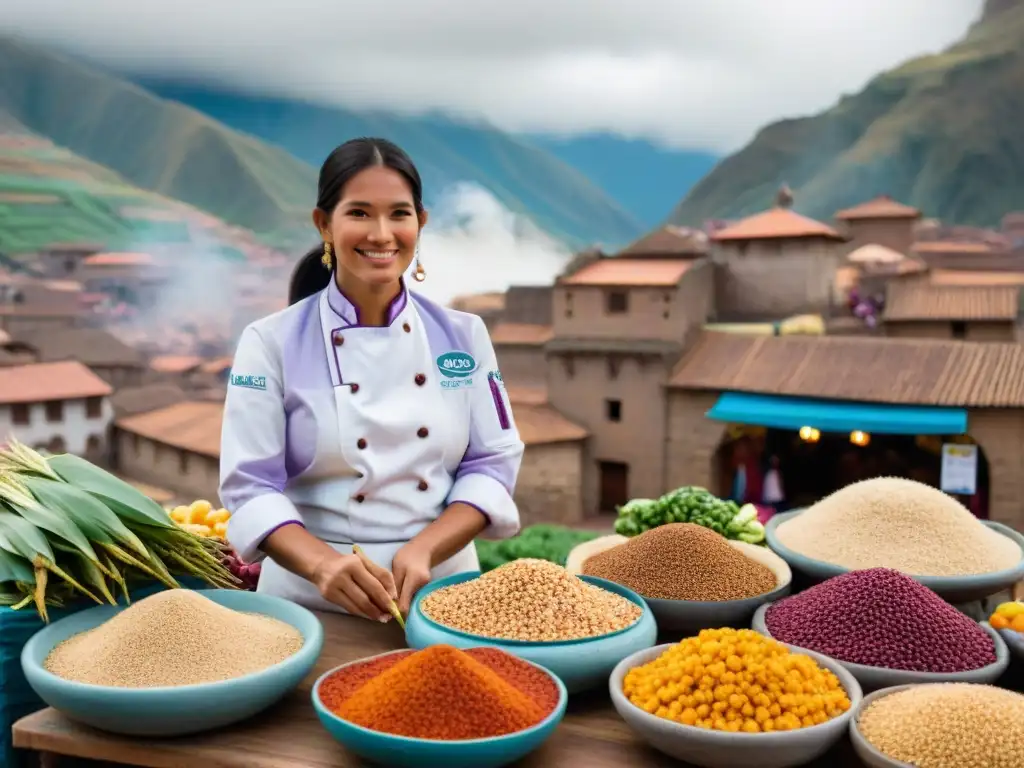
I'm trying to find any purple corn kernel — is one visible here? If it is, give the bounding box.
[764,568,996,673]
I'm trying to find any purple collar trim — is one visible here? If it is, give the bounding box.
[326,275,408,327]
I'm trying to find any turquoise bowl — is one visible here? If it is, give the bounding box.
[405,571,658,693]
[1001,627,1024,661]
[312,649,567,768]
[766,510,1024,603]
[21,589,323,736]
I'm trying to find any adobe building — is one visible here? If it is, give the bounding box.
[834,195,921,256]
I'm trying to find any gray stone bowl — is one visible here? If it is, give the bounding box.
[752,603,1009,693]
[848,685,924,768]
[623,541,793,634]
[609,642,862,768]
[1000,627,1024,661]
[765,510,1024,604]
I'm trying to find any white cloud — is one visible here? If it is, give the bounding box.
[1,0,984,151]
[408,183,572,306]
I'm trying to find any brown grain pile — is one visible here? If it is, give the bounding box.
[775,477,1022,576]
[420,558,642,642]
[858,683,1024,768]
[582,523,778,601]
[44,590,304,688]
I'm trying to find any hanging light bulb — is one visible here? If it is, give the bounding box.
[799,426,820,443]
[850,430,870,447]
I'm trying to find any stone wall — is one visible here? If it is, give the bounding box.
[515,440,584,525]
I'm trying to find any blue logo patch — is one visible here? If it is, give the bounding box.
[436,351,477,379]
[230,373,267,391]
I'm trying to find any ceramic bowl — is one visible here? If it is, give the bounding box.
[751,603,1009,692]
[1000,627,1024,661]
[610,642,862,768]
[765,510,1024,603]
[848,685,925,768]
[312,649,567,768]
[643,542,792,633]
[405,572,658,693]
[21,589,323,736]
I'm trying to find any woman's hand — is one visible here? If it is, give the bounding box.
[312,552,398,622]
[392,542,433,616]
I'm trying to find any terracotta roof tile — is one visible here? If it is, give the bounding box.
[81,252,158,267]
[560,258,693,287]
[912,241,993,254]
[513,402,588,445]
[449,292,506,313]
[884,283,1019,321]
[669,332,1024,407]
[490,323,553,346]
[115,401,223,458]
[199,357,233,375]
[929,270,1024,286]
[16,328,144,367]
[712,208,843,242]
[616,226,709,257]
[0,361,112,404]
[835,196,921,221]
[149,355,204,374]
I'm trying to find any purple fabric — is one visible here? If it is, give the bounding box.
[327,274,408,327]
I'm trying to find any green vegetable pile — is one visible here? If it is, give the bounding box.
[475,525,600,572]
[613,487,766,544]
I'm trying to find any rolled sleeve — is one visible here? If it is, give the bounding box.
[447,318,524,539]
[220,325,303,563]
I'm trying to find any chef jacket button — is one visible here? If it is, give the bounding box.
[417,480,429,491]
[354,494,365,503]
[350,383,360,394]
[415,373,426,386]
[357,438,367,449]
[417,427,429,438]
[333,334,344,346]
[403,322,411,333]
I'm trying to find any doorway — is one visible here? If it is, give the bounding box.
[599,461,630,512]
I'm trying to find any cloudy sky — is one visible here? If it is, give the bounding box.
[1,1,984,151]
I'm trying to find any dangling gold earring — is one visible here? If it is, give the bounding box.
[321,242,333,270]
[413,245,426,282]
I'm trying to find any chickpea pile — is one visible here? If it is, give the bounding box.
[622,628,851,733]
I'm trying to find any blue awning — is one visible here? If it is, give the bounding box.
[705,392,967,435]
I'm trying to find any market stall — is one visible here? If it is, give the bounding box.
[5,452,1024,768]
[11,610,871,768]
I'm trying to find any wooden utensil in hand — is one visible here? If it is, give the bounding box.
[352,544,406,629]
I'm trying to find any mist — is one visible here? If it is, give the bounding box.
[408,183,573,306]
[120,183,571,352]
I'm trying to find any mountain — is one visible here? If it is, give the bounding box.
[670,0,1024,228]
[529,133,717,228]
[136,82,644,247]
[0,122,272,259]
[0,36,313,247]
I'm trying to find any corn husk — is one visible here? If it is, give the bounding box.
[0,438,240,622]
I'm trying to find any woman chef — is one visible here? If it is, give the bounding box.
[219,138,524,623]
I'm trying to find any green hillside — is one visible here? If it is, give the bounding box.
[0,35,642,248]
[0,125,255,258]
[670,0,1024,228]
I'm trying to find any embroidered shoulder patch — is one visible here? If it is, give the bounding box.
[229,373,267,390]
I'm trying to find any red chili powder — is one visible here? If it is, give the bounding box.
[317,646,560,735]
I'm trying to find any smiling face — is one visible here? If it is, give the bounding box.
[314,165,427,290]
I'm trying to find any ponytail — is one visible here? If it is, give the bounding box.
[288,246,332,306]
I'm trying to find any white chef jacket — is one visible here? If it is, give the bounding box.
[219,278,524,612]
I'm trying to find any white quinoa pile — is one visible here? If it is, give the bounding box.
[775,477,1022,576]
[44,590,304,688]
[858,683,1024,768]
[581,523,777,601]
[420,558,642,641]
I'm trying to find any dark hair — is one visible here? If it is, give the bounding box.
[288,137,425,305]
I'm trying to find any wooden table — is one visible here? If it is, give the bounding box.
[11,613,871,767]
